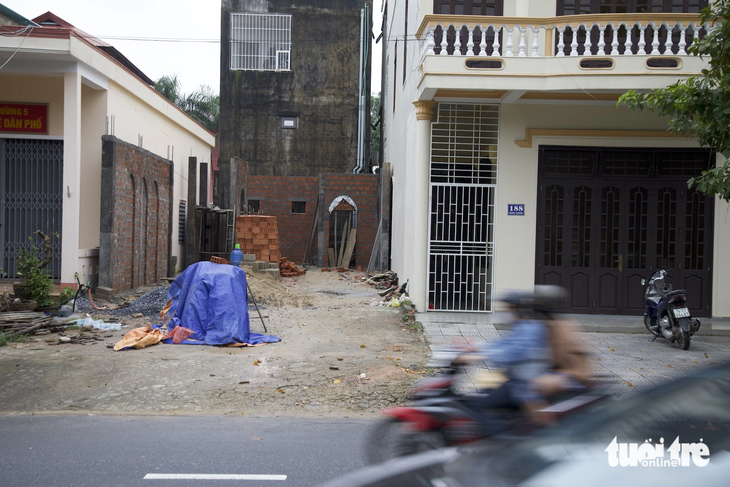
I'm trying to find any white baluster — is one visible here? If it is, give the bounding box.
[454,24,462,56]
[518,27,527,57]
[439,24,447,55]
[584,24,593,55]
[427,26,436,56]
[677,24,687,55]
[505,26,514,57]
[531,26,540,57]
[651,23,660,54]
[664,23,675,54]
[638,25,647,55]
[570,26,579,56]
[597,25,606,55]
[611,23,619,55]
[493,26,501,56]
[623,23,633,55]
[468,26,476,55]
[556,26,566,57]
[479,25,487,56]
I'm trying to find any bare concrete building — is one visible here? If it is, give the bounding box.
[218,0,379,268]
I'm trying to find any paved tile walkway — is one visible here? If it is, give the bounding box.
[417,314,730,398]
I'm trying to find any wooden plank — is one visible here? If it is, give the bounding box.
[337,218,349,268]
[302,195,321,264]
[328,248,336,268]
[340,228,357,269]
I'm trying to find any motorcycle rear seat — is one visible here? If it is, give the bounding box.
[663,289,687,299]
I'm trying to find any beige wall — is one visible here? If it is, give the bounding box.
[0,74,64,136]
[79,85,107,250]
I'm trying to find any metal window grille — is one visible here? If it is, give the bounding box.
[230,13,292,71]
[178,201,186,245]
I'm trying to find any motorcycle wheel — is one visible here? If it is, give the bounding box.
[643,315,660,337]
[364,418,446,465]
[678,330,691,350]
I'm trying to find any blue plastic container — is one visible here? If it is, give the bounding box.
[230,244,243,267]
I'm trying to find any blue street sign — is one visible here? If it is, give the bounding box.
[508,204,525,216]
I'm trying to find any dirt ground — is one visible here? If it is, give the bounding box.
[0,268,431,418]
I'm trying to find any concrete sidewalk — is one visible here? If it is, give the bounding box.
[415,311,730,398]
[416,311,730,335]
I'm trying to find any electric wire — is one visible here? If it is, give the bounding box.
[0,25,33,71]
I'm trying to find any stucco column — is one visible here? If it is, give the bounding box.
[411,100,436,312]
[61,71,82,287]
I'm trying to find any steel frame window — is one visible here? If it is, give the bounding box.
[230,13,292,71]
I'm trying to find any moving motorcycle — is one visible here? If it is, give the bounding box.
[643,269,701,350]
[364,349,612,465]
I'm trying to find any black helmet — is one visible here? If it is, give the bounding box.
[533,285,567,312]
[500,290,535,311]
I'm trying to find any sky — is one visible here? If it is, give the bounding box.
[4,0,384,96]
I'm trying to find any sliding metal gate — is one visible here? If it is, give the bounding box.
[427,104,498,312]
[0,139,63,279]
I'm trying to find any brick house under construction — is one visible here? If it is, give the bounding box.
[217,0,382,269]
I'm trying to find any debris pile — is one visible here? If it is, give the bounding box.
[0,311,58,336]
[364,270,398,290]
[75,286,170,318]
[279,257,306,277]
[363,271,411,307]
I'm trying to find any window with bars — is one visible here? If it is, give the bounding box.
[557,0,708,15]
[230,13,292,71]
[434,0,504,15]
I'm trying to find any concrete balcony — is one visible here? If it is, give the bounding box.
[415,13,712,99]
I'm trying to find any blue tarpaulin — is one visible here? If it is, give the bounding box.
[164,262,280,346]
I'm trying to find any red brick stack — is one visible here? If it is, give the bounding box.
[279,257,306,277]
[236,216,281,263]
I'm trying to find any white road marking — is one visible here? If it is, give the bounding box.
[144,474,287,480]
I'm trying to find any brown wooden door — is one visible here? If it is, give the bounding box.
[535,147,714,316]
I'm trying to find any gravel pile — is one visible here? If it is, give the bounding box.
[74,286,170,318]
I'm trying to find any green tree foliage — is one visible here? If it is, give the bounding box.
[155,75,220,132]
[619,2,730,201]
[370,92,382,155]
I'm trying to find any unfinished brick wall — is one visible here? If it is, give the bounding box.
[321,174,379,268]
[247,174,378,266]
[99,136,173,293]
[247,176,319,263]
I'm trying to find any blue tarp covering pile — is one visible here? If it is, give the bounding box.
[163,261,280,346]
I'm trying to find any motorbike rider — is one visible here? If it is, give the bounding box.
[457,285,590,431]
[456,288,552,431]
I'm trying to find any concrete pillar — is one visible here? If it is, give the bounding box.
[61,71,82,287]
[411,100,436,312]
[199,162,209,206]
[185,156,197,268]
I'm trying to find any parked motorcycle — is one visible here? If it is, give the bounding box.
[364,349,612,465]
[643,269,701,350]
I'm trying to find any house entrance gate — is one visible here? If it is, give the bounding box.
[427,103,498,312]
[0,139,63,279]
[535,146,714,317]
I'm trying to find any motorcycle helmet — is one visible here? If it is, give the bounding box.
[499,290,535,314]
[533,285,568,313]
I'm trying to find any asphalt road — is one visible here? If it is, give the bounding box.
[0,415,373,487]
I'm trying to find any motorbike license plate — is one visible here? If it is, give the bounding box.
[673,307,690,318]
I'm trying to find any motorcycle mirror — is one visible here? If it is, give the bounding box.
[641,279,646,286]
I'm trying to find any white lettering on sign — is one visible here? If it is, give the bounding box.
[605,436,710,467]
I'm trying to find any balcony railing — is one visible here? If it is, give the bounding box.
[417,13,713,62]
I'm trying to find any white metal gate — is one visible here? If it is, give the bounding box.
[428,104,498,312]
[0,139,63,279]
